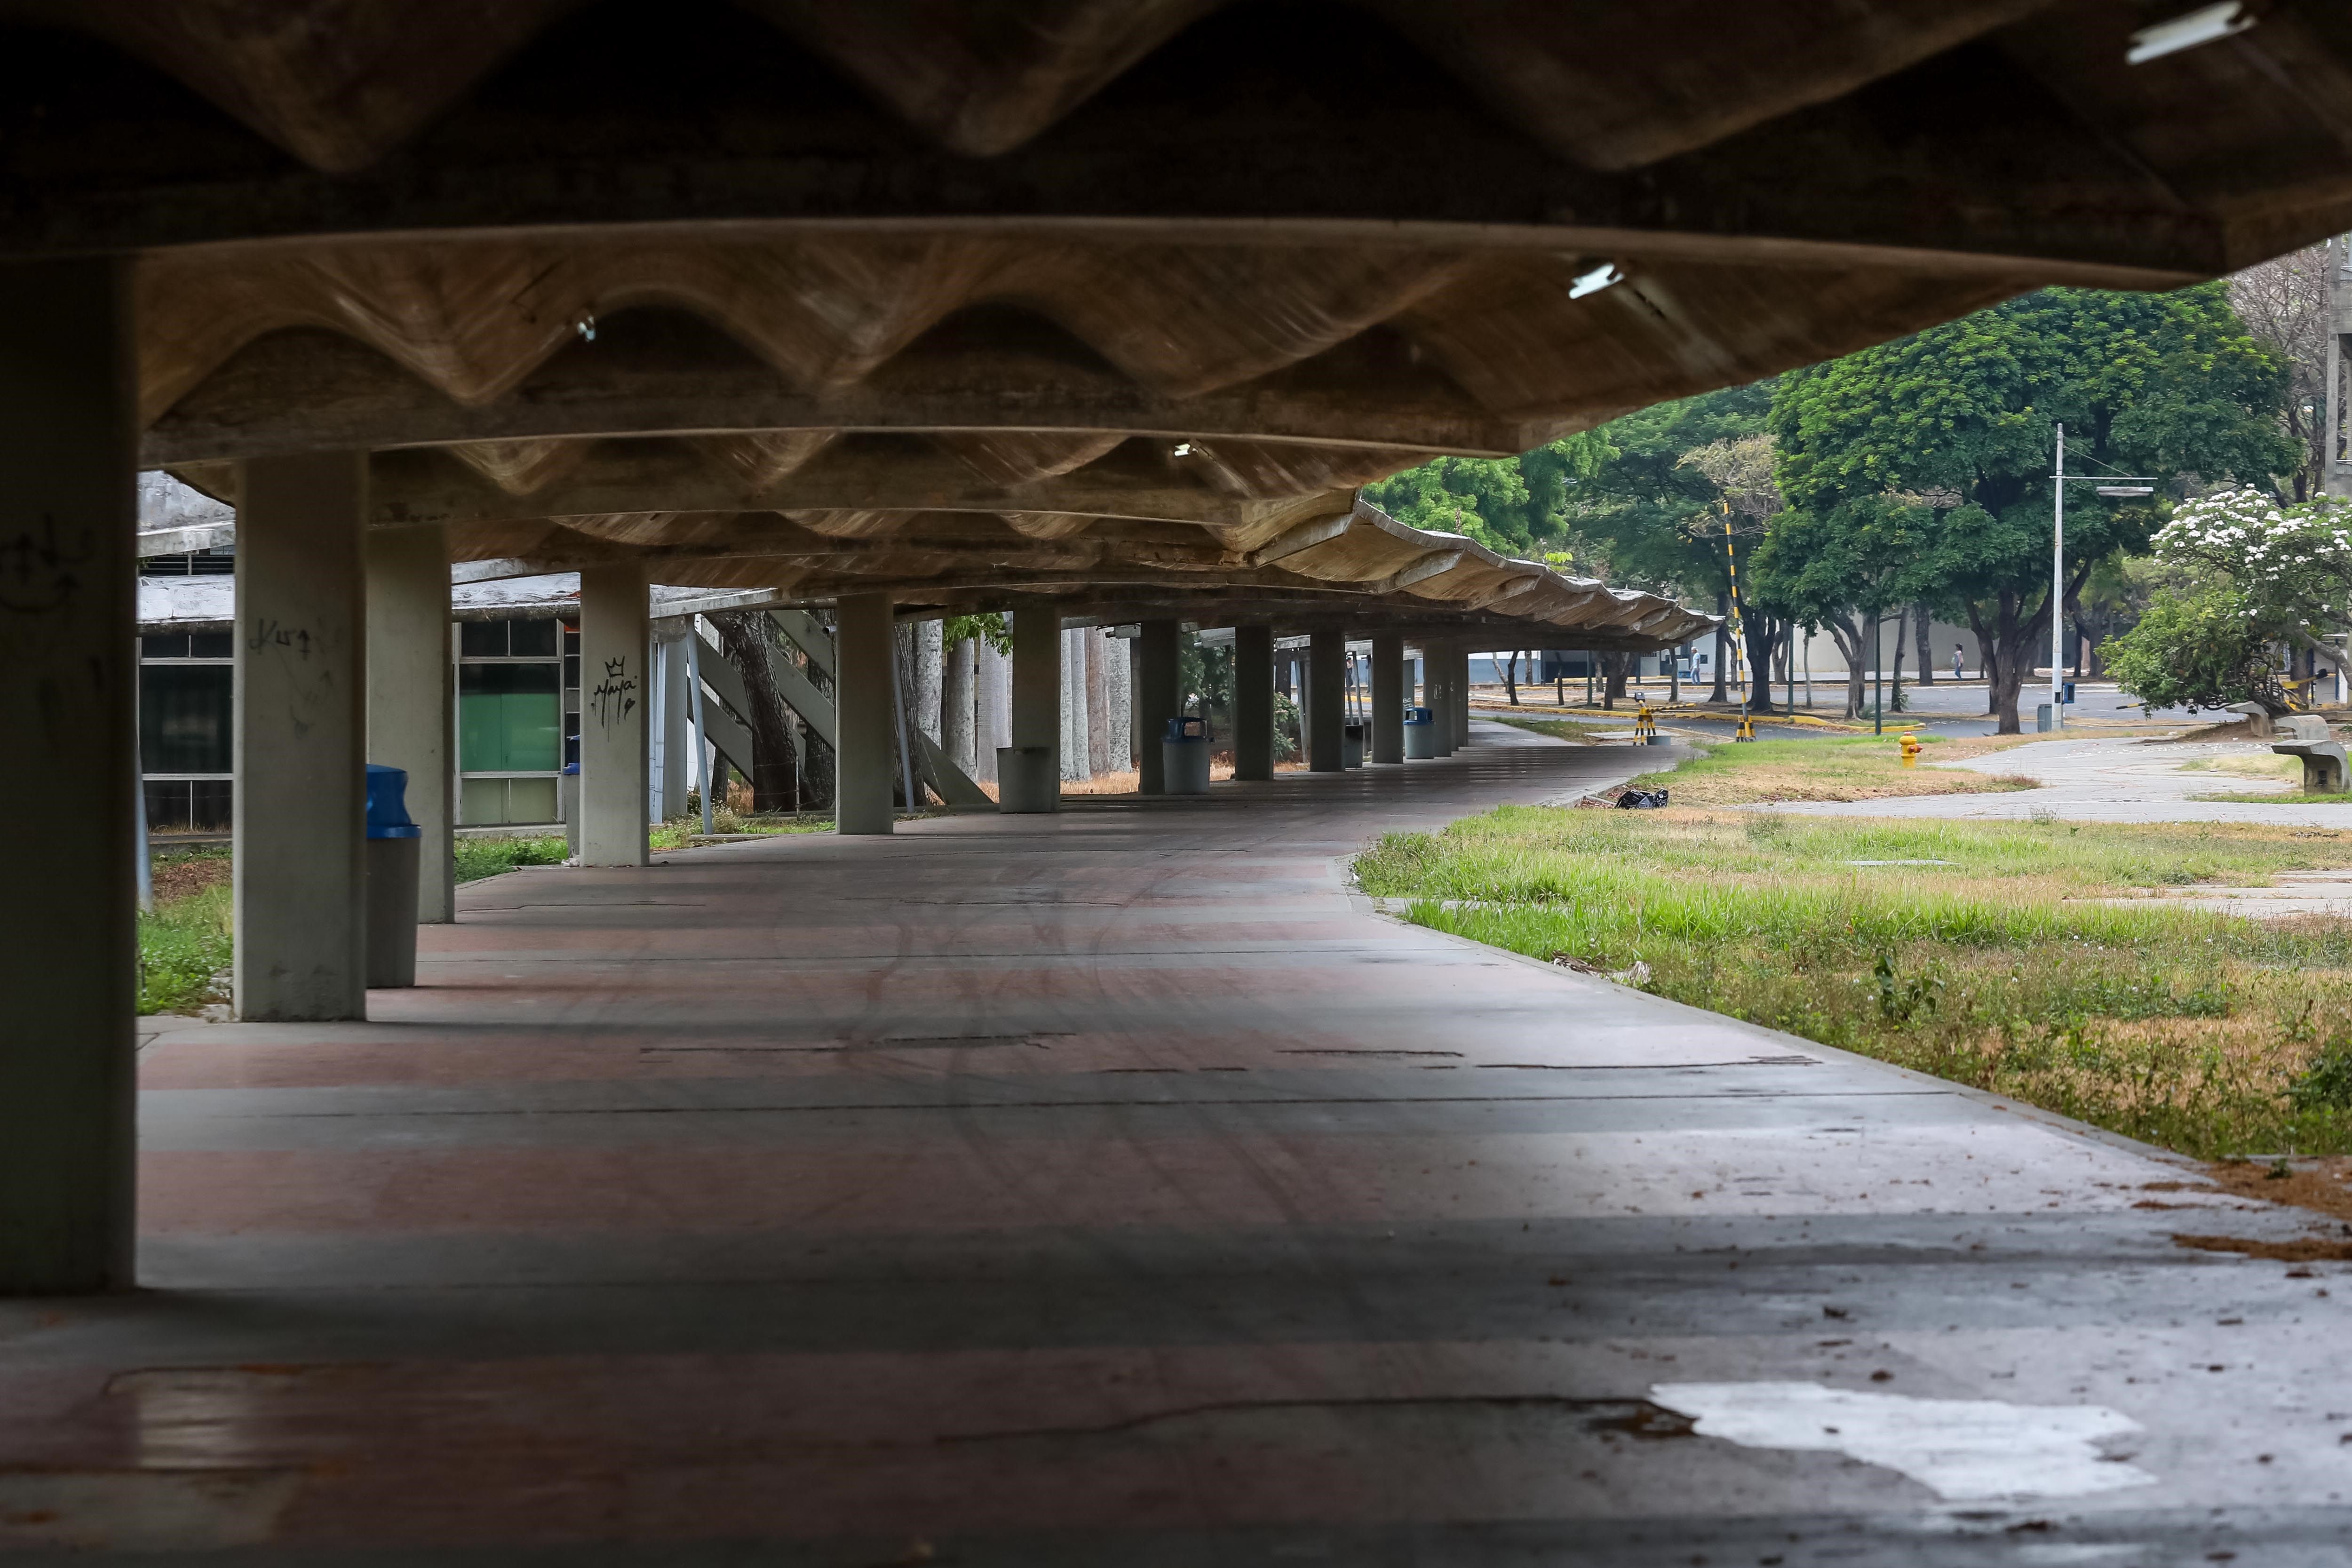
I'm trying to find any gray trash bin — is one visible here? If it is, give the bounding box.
[1342,720,1366,769]
[364,763,422,989]
[1402,706,1437,759]
[1161,716,1212,795]
[561,760,580,856]
[997,744,1059,813]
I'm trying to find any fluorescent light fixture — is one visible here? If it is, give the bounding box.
[2095,485,2155,497]
[1568,262,1622,300]
[1171,441,1191,457]
[2127,1,2254,65]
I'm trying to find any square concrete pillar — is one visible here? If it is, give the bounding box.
[366,525,454,923]
[578,562,650,864]
[1451,644,1473,748]
[1371,632,1404,764]
[1308,629,1345,772]
[1231,623,1273,781]
[834,592,897,834]
[1429,641,1456,756]
[236,452,368,1022]
[0,258,136,1292]
[653,629,690,822]
[1133,620,1181,794]
[1002,606,1062,812]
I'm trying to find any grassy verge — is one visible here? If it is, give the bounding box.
[453,836,570,882]
[1357,804,2352,1157]
[1619,732,2039,807]
[1490,716,1613,745]
[139,848,232,1015]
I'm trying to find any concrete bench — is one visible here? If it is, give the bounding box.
[2271,713,2347,792]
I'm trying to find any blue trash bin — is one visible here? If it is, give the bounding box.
[1162,715,1212,795]
[1402,706,1437,759]
[364,764,422,988]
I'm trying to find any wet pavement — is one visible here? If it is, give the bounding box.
[13,723,2351,1562]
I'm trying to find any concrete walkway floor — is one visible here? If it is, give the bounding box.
[13,723,2352,1563]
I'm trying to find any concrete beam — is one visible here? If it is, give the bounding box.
[366,523,455,923]
[0,257,137,1293]
[235,451,368,1021]
[1232,624,1273,783]
[834,593,897,834]
[577,561,650,865]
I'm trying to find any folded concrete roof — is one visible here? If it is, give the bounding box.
[30,1,2350,649]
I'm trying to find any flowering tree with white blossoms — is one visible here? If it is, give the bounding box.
[2106,488,2352,712]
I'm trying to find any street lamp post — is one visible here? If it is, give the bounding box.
[2050,422,2156,730]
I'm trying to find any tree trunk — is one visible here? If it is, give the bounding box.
[710,610,800,812]
[1745,614,1777,712]
[1710,593,1730,701]
[1501,649,1520,706]
[1915,604,1934,685]
[1890,606,1908,712]
[1824,614,1867,720]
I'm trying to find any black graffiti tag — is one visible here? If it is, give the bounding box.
[248,618,314,659]
[0,513,93,615]
[592,655,637,729]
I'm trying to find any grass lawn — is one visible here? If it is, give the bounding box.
[1617,732,2041,807]
[1357,794,2352,1158]
[1490,716,1617,745]
[138,848,231,1015]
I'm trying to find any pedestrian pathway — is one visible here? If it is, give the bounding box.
[4,722,2341,1562]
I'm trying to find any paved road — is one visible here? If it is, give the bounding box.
[1769,736,2352,827]
[11,723,2345,1562]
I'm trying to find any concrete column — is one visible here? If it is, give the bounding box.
[1001,605,1063,813]
[366,525,454,923]
[1232,624,1274,781]
[578,562,650,863]
[1429,641,1455,756]
[1,258,136,1292]
[1371,632,1404,764]
[834,592,897,834]
[1134,619,1180,794]
[656,629,690,822]
[1308,628,1345,772]
[1451,644,1473,748]
[1059,625,1087,782]
[235,452,367,1022]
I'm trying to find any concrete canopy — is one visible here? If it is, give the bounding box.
[18,0,2352,645]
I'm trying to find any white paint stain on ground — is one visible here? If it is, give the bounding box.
[1649,1382,2153,1501]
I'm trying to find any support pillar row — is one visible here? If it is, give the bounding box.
[0,257,136,1292]
[1134,620,1180,795]
[1003,605,1061,813]
[1308,628,1345,772]
[1232,624,1273,782]
[236,451,368,1021]
[1370,633,1403,764]
[366,525,454,923]
[578,562,651,862]
[834,592,897,834]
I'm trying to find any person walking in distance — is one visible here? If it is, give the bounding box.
[1952,644,1965,681]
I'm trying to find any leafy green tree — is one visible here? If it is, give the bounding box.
[1360,431,1613,556]
[2101,581,2283,713]
[1767,284,2298,732]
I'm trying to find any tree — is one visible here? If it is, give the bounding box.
[2227,241,2343,502]
[1360,430,1614,556]
[2102,581,2282,713]
[1679,434,1784,711]
[1768,284,2299,732]
[1750,493,1933,718]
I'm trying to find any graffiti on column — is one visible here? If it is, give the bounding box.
[248,618,313,659]
[592,655,638,729]
[0,513,92,614]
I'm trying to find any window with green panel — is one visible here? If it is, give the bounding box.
[459,663,562,771]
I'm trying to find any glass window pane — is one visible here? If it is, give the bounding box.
[509,618,557,657]
[459,663,560,772]
[142,634,190,659]
[191,780,234,830]
[140,664,233,774]
[189,632,233,659]
[460,621,507,658]
[143,780,190,832]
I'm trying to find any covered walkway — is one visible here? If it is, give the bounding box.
[8,727,2338,1560]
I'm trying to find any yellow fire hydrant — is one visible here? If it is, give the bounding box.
[1898,731,1922,767]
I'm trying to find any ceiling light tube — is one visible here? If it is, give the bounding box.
[2127,2,2255,65]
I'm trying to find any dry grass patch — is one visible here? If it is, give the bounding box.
[1619,733,2039,807]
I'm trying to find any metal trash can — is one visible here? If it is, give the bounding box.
[2035,702,2055,732]
[997,744,1059,813]
[1402,706,1437,759]
[364,764,423,989]
[1342,720,1366,769]
[1161,716,1212,795]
